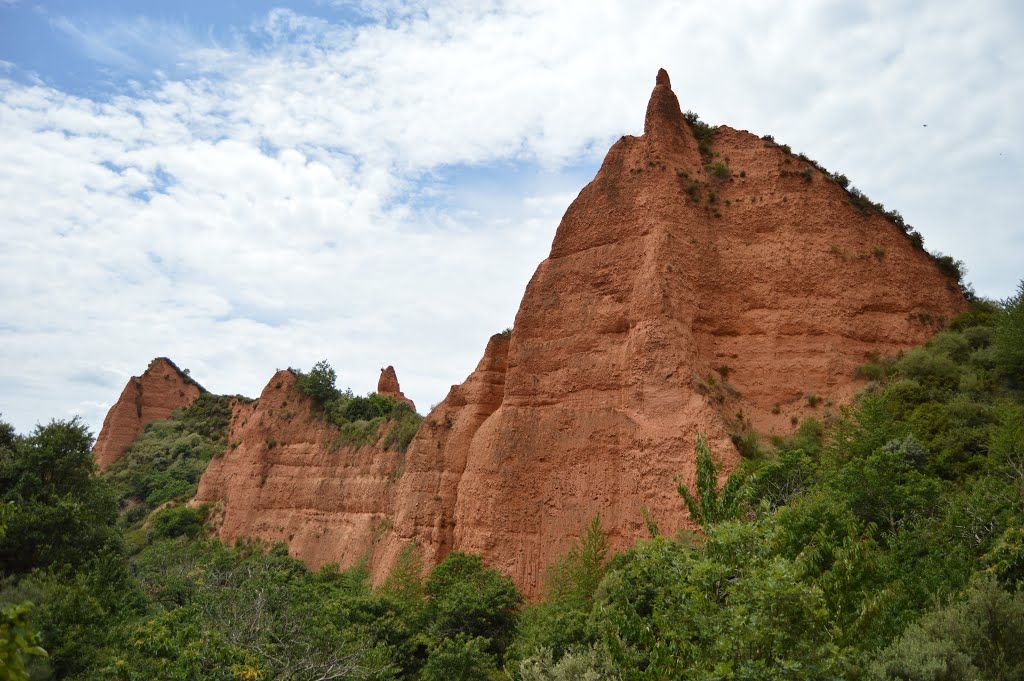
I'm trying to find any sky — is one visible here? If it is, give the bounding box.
[1,1,1022,437]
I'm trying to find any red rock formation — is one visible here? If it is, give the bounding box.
[374,68,966,595]
[378,366,416,410]
[182,68,965,597]
[193,370,402,572]
[93,357,204,469]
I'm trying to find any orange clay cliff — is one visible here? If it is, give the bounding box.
[93,357,204,469]
[96,70,966,596]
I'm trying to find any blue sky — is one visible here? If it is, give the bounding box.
[1,1,1022,436]
[1,1,367,93]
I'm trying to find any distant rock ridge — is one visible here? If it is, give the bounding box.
[92,357,204,469]
[377,366,415,410]
[102,69,967,596]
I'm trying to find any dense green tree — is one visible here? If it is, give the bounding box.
[420,635,497,681]
[993,280,1024,387]
[425,551,523,661]
[0,502,46,680]
[867,578,1024,680]
[0,418,120,574]
[296,360,341,405]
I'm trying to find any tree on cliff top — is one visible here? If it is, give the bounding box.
[296,360,340,405]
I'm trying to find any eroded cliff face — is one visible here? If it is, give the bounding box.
[112,69,967,597]
[374,69,966,595]
[93,357,204,469]
[193,369,405,572]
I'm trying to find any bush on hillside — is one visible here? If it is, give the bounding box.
[993,280,1024,387]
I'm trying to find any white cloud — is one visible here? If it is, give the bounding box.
[0,0,1022,435]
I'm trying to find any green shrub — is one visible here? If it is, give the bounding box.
[422,635,497,681]
[382,404,423,452]
[867,579,1024,680]
[342,393,399,422]
[519,644,620,680]
[856,362,886,381]
[951,299,1001,331]
[993,280,1024,387]
[706,161,731,180]
[295,360,340,405]
[0,601,47,680]
[176,393,237,444]
[677,436,744,530]
[744,449,818,510]
[849,186,873,213]
[683,110,717,156]
[148,504,206,541]
[932,253,966,285]
[105,400,232,524]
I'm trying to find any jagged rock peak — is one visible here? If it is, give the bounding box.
[149,356,206,393]
[644,67,686,139]
[378,365,415,411]
[93,357,204,469]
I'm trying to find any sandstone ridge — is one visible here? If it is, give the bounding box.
[93,357,204,469]
[102,69,967,597]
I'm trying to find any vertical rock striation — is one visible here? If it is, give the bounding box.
[193,370,403,572]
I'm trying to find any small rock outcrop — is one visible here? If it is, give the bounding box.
[93,358,204,469]
[377,366,415,410]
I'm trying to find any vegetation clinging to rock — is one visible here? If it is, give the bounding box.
[296,360,423,452]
